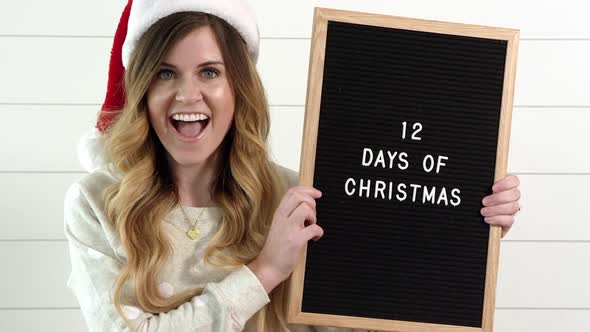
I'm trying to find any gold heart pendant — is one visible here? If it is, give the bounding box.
[186,228,200,240]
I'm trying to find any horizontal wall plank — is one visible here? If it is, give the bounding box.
[493,309,590,332]
[496,242,590,308]
[0,105,97,172]
[0,242,77,308]
[0,242,588,308]
[0,308,588,332]
[1,0,589,38]
[0,173,84,240]
[515,41,590,106]
[250,0,590,39]
[1,38,589,106]
[0,37,111,105]
[508,108,590,173]
[270,107,590,175]
[0,0,124,36]
[0,106,588,173]
[505,174,590,241]
[1,171,588,241]
[0,309,86,332]
[1,170,588,241]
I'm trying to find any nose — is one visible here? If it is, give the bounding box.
[175,77,203,104]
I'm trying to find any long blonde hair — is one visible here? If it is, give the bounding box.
[101,11,293,332]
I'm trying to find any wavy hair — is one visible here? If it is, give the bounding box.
[100,11,292,332]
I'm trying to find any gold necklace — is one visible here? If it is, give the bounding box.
[180,206,205,240]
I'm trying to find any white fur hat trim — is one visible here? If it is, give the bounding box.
[77,127,106,173]
[121,0,260,69]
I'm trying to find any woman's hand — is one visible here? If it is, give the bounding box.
[481,175,521,238]
[247,186,324,293]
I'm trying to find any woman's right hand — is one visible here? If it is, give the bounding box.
[247,186,324,293]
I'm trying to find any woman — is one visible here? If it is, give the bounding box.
[65,1,522,331]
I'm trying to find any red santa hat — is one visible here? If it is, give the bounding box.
[77,0,260,172]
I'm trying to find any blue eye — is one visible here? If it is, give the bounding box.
[157,69,175,80]
[202,68,219,79]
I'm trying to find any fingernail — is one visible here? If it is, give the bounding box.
[484,217,490,223]
[481,208,487,215]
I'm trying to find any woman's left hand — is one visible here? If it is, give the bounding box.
[481,175,521,238]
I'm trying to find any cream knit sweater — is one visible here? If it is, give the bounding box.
[64,163,369,332]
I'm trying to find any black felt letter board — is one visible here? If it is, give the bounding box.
[301,20,508,328]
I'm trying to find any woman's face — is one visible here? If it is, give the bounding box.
[147,25,235,169]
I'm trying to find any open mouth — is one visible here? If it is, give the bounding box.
[170,116,210,139]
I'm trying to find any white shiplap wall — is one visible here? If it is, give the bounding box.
[1,0,589,331]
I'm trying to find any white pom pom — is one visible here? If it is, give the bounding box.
[77,127,107,173]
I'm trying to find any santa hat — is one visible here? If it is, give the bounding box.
[77,0,260,172]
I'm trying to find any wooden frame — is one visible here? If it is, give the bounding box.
[286,7,519,332]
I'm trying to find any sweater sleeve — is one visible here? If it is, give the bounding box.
[63,182,270,332]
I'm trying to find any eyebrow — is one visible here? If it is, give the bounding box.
[160,61,224,68]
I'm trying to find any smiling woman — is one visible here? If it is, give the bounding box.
[65,1,328,332]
